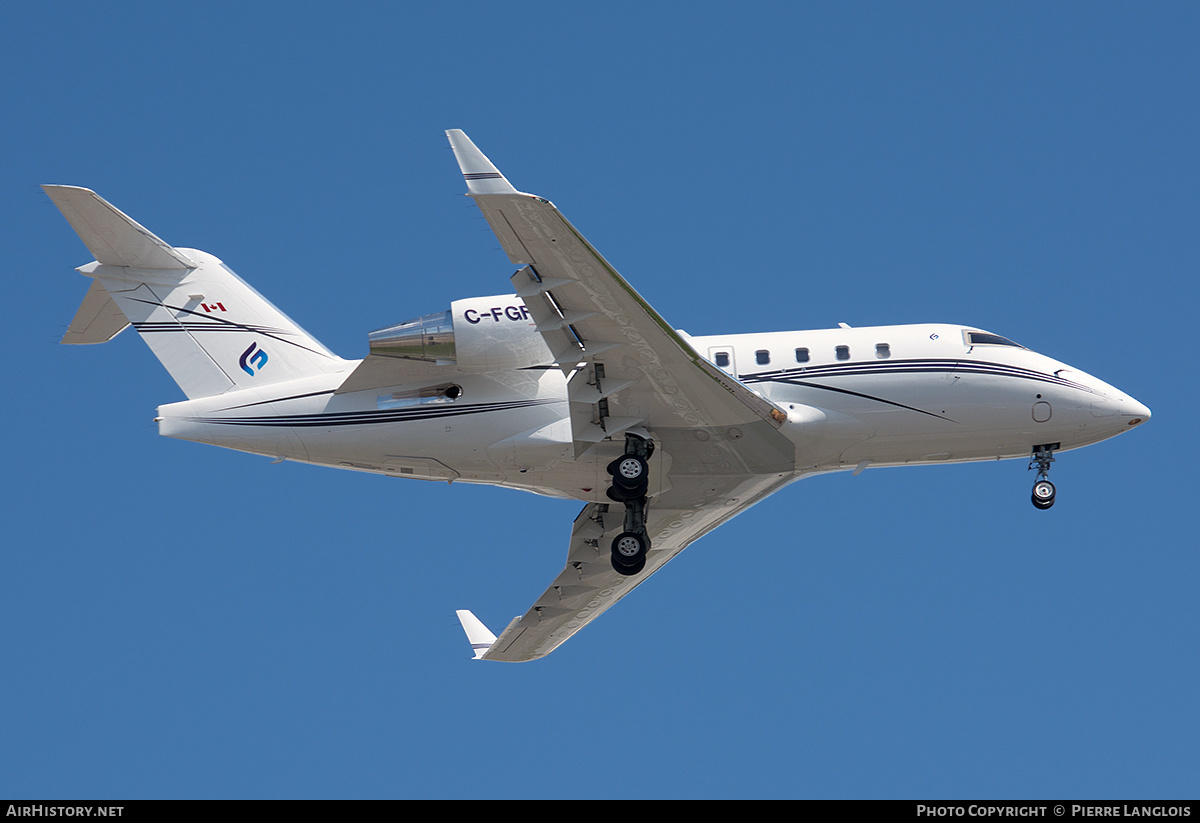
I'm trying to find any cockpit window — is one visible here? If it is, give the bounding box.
[964,331,1025,348]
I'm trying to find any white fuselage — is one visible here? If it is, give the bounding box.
[47,146,1155,662]
[156,315,1150,502]
[692,323,1147,469]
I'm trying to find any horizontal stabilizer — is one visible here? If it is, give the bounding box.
[47,186,347,399]
[42,185,196,269]
[455,610,498,660]
[62,278,130,344]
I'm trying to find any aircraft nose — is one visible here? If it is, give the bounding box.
[1079,376,1149,439]
[1123,397,1151,427]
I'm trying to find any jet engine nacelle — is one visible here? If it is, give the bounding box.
[367,294,554,372]
[451,295,554,372]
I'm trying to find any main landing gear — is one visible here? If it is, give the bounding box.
[607,434,653,576]
[1029,443,1058,510]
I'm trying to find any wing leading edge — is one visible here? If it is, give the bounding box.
[447,130,797,661]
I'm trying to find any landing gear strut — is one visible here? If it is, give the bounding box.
[1029,443,1058,510]
[608,434,653,575]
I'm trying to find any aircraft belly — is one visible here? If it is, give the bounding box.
[295,414,511,479]
[161,389,568,482]
[488,423,799,504]
[158,415,311,462]
[768,374,957,468]
[485,409,573,472]
[839,431,1028,466]
[777,403,874,470]
[654,421,795,476]
[811,370,1113,466]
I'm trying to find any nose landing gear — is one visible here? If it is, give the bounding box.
[608,434,653,575]
[1029,443,1058,510]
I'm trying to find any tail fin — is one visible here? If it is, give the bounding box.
[46,186,346,399]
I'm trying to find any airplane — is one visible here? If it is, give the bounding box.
[45,129,1151,662]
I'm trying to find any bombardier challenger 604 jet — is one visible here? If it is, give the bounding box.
[46,130,1150,661]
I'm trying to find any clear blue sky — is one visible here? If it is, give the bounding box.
[2,1,1196,799]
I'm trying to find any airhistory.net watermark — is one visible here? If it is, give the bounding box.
[5,807,123,817]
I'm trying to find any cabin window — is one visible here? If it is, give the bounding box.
[756,350,770,365]
[715,352,730,368]
[836,345,850,361]
[875,343,891,359]
[795,347,810,363]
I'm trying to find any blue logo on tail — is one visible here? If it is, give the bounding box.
[239,342,269,376]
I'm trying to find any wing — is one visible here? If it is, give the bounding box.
[447,130,797,661]
[446,130,788,453]
[473,472,794,662]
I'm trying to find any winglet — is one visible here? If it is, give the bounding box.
[455,610,498,660]
[445,130,519,195]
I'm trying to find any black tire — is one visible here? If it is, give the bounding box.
[612,554,646,576]
[1032,479,1056,509]
[607,483,646,503]
[609,455,648,487]
[611,531,649,569]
